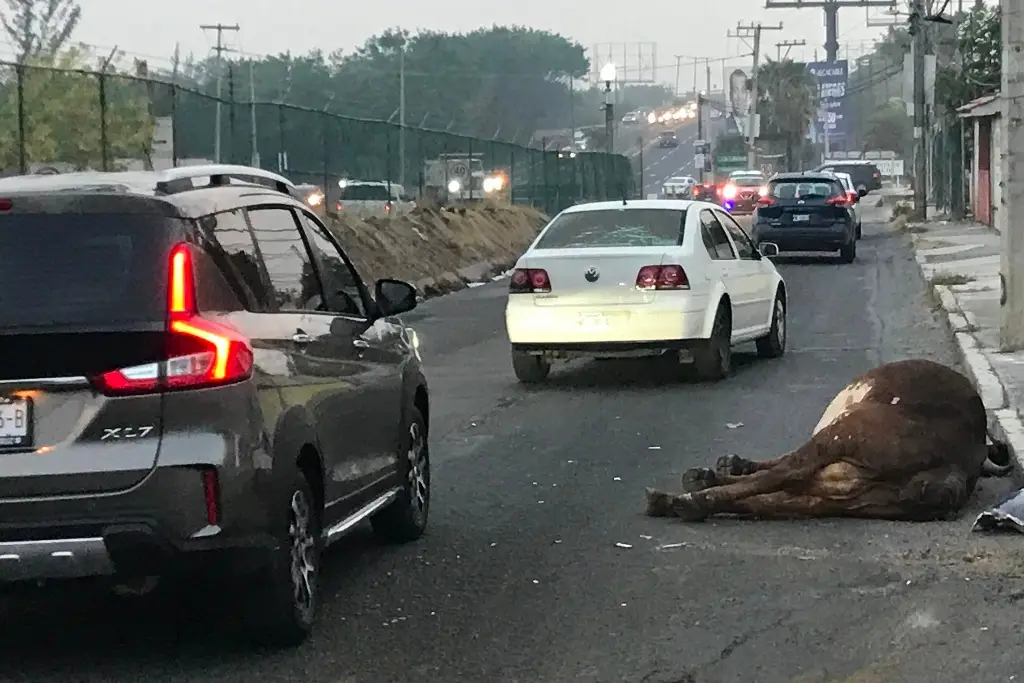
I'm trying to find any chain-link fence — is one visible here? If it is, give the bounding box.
[0,61,636,216]
[929,117,967,219]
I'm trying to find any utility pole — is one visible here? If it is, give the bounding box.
[1000,0,1024,349]
[775,39,806,61]
[249,60,259,167]
[909,0,927,219]
[734,22,783,169]
[763,0,896,61]
[399,47,406,188]
[705,58,712,94]
[674,55,683,97]
[697,93,705,184]
[200,23,240,164]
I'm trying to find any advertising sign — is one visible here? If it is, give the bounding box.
[806,60,849,144]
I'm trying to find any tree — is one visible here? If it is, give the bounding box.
[755,59,818,166]
[863,99,912,157]
[0,0,81,61]
[0,45,155,170]
[935,5,1000,114]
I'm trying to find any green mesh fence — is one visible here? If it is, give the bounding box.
[930,119,965,218]
[3,62,634,216]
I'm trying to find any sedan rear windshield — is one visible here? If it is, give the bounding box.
[0,213,169,328]
[534,208,686,249]
[731,176,764,187]
[767,179,844,200]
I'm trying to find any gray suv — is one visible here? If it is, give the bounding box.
[0,165,431,648]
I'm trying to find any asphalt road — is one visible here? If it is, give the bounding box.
[638,120,699,194]
[4,205,1024,683]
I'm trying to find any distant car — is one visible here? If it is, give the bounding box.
[812,160,883,194]
[751,172,859,263]
[658,131,679,148]
[662,176,696,198]
[504,199,788,384]
[621,112,639,124]
[335,180,414,218]
[720,174,766,214]
[829,171,864,239]
[573,130,589,150]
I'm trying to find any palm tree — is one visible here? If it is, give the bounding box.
[756,59,819,169]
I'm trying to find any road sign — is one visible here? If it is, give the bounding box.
[450,162,469,178]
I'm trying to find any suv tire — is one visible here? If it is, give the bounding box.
[839,240,856,264]
[243,469,322,648]
[372,406,430,543]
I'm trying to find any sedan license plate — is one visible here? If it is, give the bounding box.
[577,314,609,331]
[793,214,810,222]
[0,396,31,448]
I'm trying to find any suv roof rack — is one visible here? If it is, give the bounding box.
[154,164,295,196]
[0,164,297,198]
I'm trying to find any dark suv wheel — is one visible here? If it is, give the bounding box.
[243,469,322,648]
[372,406,430,543]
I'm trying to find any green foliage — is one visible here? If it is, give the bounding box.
[0,44,155,170]
[863,98,912,157]
[0,0,81,61]
[935,5,1000,114]
[160,25,592,162]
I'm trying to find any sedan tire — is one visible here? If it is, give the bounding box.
[512,350,551,384]
[755,292,786,359]
[693,305,732,381]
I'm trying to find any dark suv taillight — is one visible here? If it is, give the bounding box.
[91,244,255,395]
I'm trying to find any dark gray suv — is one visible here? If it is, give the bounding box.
[0,165,431,647]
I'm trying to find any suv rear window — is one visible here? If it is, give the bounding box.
[0,214,169,328]
[340,185,392,201]
[534,209,686,249]
[731,176,764,187]
[766,179,844,199]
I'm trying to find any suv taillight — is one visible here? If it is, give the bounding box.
[826,195,849,206]
[509,268,551,293]
[91,244,255,396]
[636,265,689,290]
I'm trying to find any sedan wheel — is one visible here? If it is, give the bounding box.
[755,293,786,359]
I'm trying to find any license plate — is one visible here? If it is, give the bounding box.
[577,314,608,331]
[793,214,810,222]
[0,396,31,449]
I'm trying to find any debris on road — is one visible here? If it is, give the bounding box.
[972,489,1024,533]
[615,542,633,549]
[726,422,744,429]
[648,446,662,450]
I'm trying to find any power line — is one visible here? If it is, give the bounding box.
[764,0,899,61]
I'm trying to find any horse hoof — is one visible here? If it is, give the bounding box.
[681,467,717,492]
[716,454,745,477]
[671,493,711,522]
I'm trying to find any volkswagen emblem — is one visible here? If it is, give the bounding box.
[584,267,600,283]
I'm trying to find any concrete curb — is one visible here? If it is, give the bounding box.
[413,258,514,301]
[916,258,1024,470]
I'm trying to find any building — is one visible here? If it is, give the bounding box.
[957,92,1001,230]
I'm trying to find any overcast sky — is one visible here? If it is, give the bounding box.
[60,0,909,86]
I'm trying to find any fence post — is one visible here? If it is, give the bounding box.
[416,131,425,198]
[509,149,515,205]
[170,81,179,167]
[322,112,330,196]
[467,136,474,201]
[15,64,26,174]
[277,104,286,172]
[385,124,393,195]
[99,71,109,171]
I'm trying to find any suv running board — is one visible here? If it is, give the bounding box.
[322,488,400,545]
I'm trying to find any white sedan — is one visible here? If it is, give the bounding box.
[504,199,788,383]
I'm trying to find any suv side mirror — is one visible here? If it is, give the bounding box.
[375,278,417,317]
[857,187,868,197]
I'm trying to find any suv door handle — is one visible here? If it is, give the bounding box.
[291,332,313,344]
[352,339,370,349]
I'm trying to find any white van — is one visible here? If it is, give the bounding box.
[334,180,414,218]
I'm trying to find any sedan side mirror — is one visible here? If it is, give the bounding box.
[375,278,418,317]
[758,242,780,258]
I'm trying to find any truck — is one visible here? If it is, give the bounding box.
[692,132,748,203]
[423,153,509,204]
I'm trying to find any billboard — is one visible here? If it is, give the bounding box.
[806,60,849,144]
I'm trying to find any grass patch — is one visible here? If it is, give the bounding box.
[931,272,975,286]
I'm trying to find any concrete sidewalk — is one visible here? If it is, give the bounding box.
[908,218,1024,466]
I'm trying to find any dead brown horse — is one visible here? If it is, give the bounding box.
[645,359,1014,522]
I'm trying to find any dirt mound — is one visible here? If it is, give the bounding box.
[325,204,549,297]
